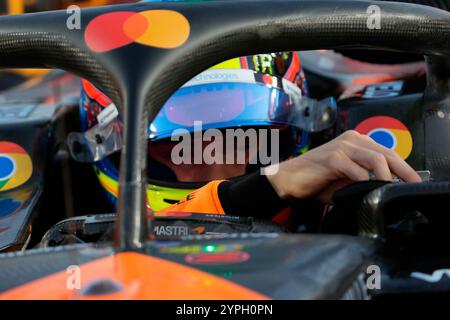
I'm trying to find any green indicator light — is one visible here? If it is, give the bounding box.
[204,245,216,253]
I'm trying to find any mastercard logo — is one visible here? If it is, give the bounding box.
[0,142,33,192]
[355,116,413,160]
[85,10,190,52]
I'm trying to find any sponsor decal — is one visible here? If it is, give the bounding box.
[154,225,189,237]
[355,116,413,160]
[161,244,244,255]
[183,69,256,87]
[85,10,190,52]
[0,188,32,220]
[96,103,119,128]
[0,142,32,192]
[363,81,403,99]
[0,198,21,219]
[185,251,250,265]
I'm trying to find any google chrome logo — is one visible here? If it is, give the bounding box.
[85,10,190,52]
[355,116,413,160]
[0,142,33,192]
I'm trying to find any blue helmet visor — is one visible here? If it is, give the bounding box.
[149,69,336,140]
[70,69,336,163]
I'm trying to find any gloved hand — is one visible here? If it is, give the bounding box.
[264,130,421,204]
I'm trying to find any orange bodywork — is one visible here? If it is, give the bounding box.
[0,252,268,300]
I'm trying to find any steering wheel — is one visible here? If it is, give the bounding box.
[1,0,450,249]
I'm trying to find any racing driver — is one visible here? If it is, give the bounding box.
[70,51,421,228]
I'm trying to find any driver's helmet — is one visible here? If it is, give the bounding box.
[73,52,336,211]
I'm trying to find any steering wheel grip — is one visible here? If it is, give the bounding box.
[322,180,450,239]
[359,181,450,238]
[320,181,390,235]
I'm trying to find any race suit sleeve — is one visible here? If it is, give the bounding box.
[161,180,227,214]
[162,172,290,220]
[218,171,291,220]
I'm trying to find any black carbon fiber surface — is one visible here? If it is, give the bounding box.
[379,0,450,11]
[148,233,374,299]
[359,181,450,237]
[0,245,113,292]
[0,32,120,108]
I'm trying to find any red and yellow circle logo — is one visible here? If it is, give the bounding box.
[85,10,190,52]
[355,116,413,160]
[0,142,33,192]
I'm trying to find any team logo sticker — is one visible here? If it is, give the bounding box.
[0,198,21,219]
[0,142,33,192]
[355,116,413,160]
[85,10,190,52]
[0,187,33,219]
